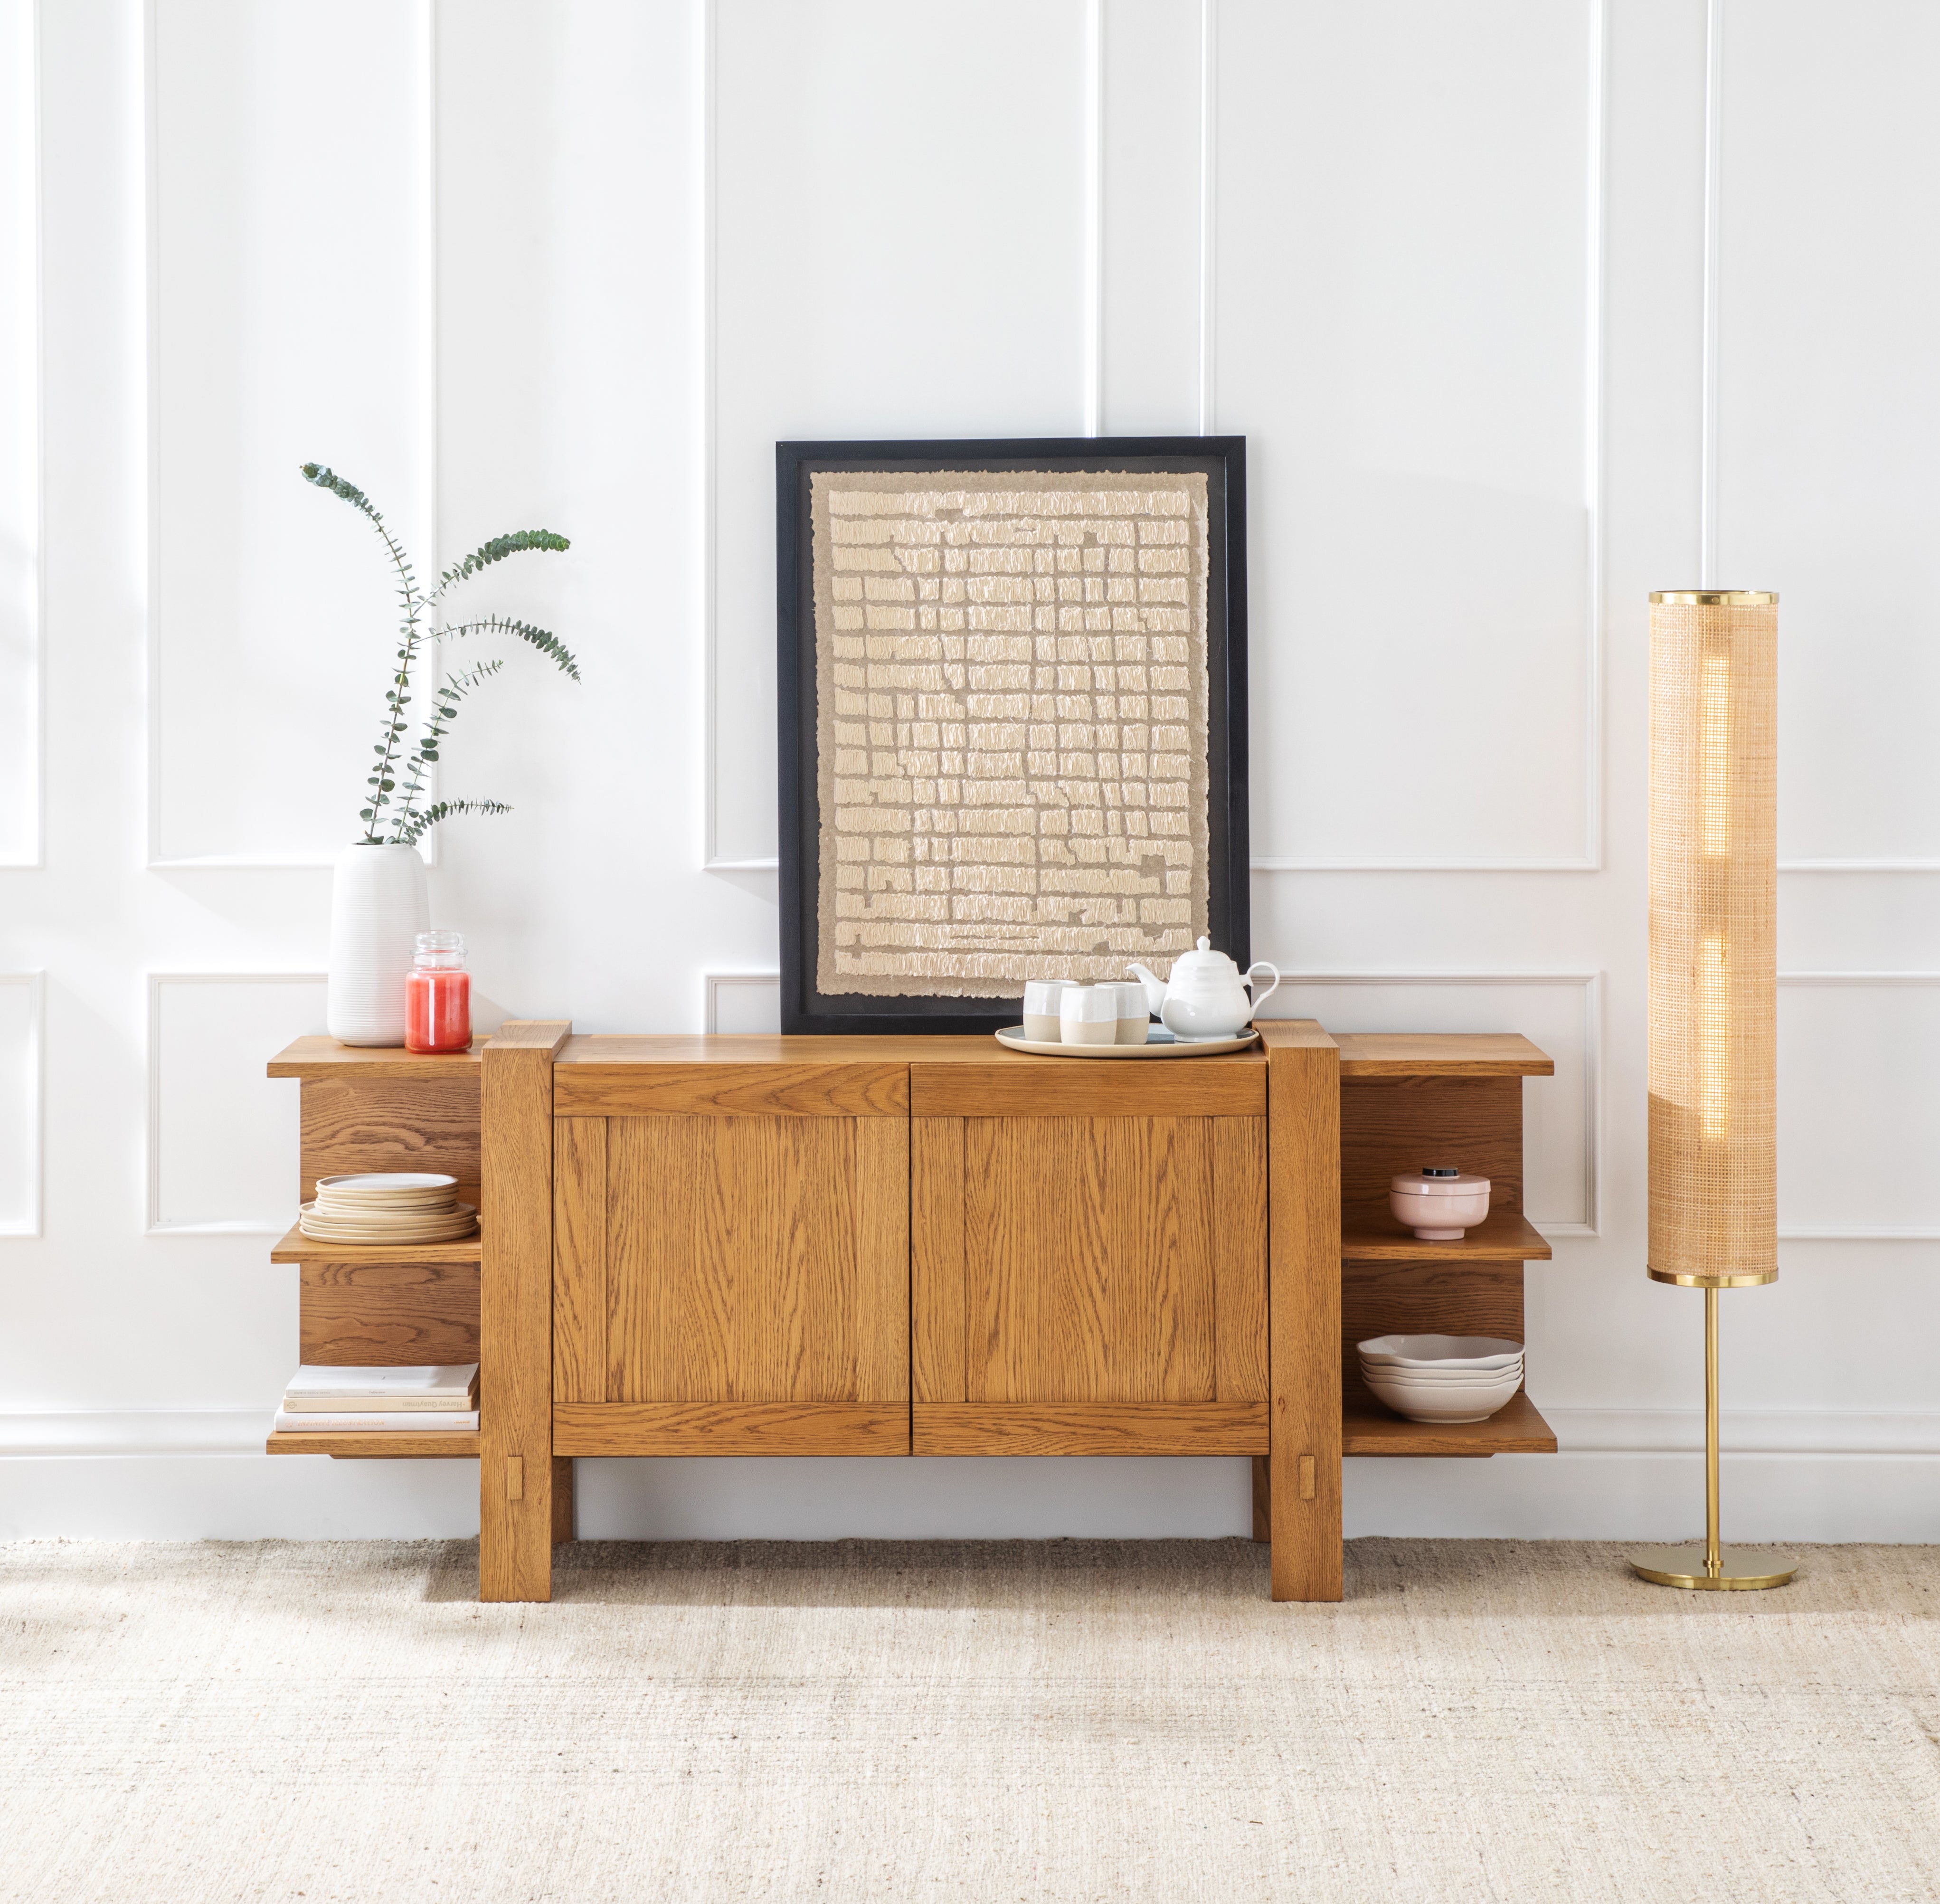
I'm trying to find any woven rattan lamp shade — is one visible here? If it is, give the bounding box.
[1647,591,1779,1288]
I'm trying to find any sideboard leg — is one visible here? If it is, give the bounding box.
[1250,1457,1270,1541]
[479,1020,571,1604]
[551,1457,576,1543]
[1265,1027,1344,1601]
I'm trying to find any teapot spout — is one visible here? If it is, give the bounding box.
[1125,963,1165,1017]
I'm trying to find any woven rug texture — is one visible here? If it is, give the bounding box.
[3,1537,1937,1903]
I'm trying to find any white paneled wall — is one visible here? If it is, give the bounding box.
[0,0,36,866]
[2,0,1937,1542]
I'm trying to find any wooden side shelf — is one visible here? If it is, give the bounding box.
[265,1430,481,1459]
[1341,1206,1552,1263]
[267,1223,483,1266]
[1333,1033,1554,1080]
[1342,1388,1556,1457]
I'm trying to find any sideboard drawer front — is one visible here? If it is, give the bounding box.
[554,1063,908,1119]
[553,1402,909,1457]
[909,1059,1263,1120]
[553,1111,909,1407]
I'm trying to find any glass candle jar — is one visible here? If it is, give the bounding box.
[404,930,472,1054]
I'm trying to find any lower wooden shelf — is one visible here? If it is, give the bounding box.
[1342,1388,1556,1457]
[265,1430,481,1459]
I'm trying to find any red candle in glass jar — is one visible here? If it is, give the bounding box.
[404,930,472,1053]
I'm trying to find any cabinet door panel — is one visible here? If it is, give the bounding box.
[947,1114,1256,1405]
[604,1113,908,1404]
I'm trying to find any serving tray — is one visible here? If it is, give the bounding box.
[993,1027,1259,1060]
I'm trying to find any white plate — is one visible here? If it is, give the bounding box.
[298,1202,477,1243]
[1357,1334,1523,1370]
[315,1173,457,1195]
[994,1027,1259,1060]
[1363,1377,1522,1424]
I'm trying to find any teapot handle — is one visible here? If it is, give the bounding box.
[1244,961,1280,1016]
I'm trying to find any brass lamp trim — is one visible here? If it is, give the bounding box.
[1647,1269,1777,1288]
[1647,589,1779,606]
[1628,1545,1798,1591]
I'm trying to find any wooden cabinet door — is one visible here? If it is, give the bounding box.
[549,1060,910,1455]
[908,1058,1268,1455]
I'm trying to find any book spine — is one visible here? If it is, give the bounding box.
[271,1410,479,1433]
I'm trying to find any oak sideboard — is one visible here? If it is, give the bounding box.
[267,1020,1556,1601]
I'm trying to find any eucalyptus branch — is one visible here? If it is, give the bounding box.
[429,529,570,604]
[300,465,579,848]
[391,799,512,850]
[301,462,429,843]
[440,614,580,682]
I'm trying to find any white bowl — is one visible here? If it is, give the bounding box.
[1359,1360,1522,1386]
[1357,1335,1523,1371]
[1363,1369,1522,1424]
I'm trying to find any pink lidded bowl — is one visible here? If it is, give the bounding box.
[1389,1166,1491,1240]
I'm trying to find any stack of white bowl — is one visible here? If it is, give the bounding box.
[299,1172,477,1245]
[1357,1335,1523,1424]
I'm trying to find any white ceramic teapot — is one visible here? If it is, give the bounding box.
[1126,939,1280,1041]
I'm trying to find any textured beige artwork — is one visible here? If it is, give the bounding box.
[812,469,1211,998]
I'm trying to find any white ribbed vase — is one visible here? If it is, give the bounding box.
[327,843,429,1046]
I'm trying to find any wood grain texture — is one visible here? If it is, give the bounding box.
[1342,1205,1551,1263]
[551,1457,575,1543]
[552,1402,909,1456]
[851,1114,910,1404]
[1340,1075,1524,1230]
[298,1072,482,1209]
[1267,1027,1343,1602]
[911,1118,966,1404]
[1342,1260,1526,1361]
[271,1223,480,1266]
[269,1037,482,1079]
[1251,1457,1270,1541]
[479,1020,570,1603]
[606,1114,907,1405]
[1342,1387,1556,1455]
[911,1058,1263,1119]
[1331,1033,1553,1078]
[265,1430,479,1458]
[550,1118,607,1404]
[1211,1116,1268,1402]
[554,1062,908,1119]
[962,1116,1223,1404]
[912,1403,1267,1456]
[299,1260,479,1366]
[556,1033,971,1066]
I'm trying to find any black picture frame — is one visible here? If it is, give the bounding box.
[776,436,1249,1037]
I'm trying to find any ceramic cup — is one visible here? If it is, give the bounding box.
[1102,981,1151,1045]
[1022,979,1075,1043]
[1059,985,1121,1046]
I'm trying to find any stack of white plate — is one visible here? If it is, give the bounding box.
[298,1173,477,1245]
[1357,1335,1524,1424]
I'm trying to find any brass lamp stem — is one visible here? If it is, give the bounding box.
[1704,1288,1721,1576]
[1628,1285,1795,1591]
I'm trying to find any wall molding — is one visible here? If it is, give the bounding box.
[1776,970,1940,1241]
[141,0,438,872]
[1265,970,1603,1236]
[1237,0,1607,876]
[702,969,779,1034]
[0,0,41,868]
[145,970,324,1236]
[0,970,44,1237]
[1196,0,1216,435]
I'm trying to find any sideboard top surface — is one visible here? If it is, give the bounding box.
[1329,1033,1554,1078]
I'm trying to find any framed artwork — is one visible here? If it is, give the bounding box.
[776,436,1249,1037]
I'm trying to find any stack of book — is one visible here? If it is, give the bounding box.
[272,1364,479,1433]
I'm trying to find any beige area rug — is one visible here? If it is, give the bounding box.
[3,1538,1938,1904]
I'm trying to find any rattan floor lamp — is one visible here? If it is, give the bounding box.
[1628,590,1796,1590]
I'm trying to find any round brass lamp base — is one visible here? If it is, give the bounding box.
[1628,1544,1798,1591]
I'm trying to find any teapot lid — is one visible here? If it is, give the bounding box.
[1170,936,1237,975]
